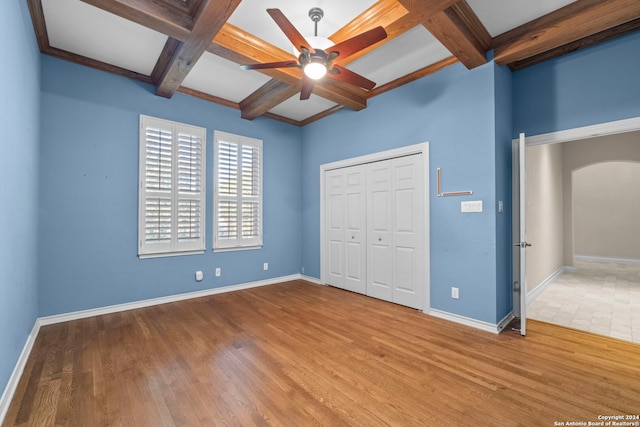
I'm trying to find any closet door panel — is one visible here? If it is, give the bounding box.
[391,155,424,309]
[325,170,346,288]
[344,166,366,294]
[367,161,393,301]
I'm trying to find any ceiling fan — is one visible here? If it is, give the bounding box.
[241,8,387,100]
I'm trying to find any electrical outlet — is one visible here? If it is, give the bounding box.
[451,287,459,299]
[215,267,221,277]
[263,262,269,271]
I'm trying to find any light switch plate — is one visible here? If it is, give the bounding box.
[461,200,483,213]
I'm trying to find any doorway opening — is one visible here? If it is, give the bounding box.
[523,124,640,343]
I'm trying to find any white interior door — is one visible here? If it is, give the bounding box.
[344,166,367,294]
[513,133,529,336]
[325,169,346,289]
[367,161,393,301]
[367,155,424,309]
[324,166,366,294]
[391,155,425,309]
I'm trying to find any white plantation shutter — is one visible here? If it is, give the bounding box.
[214,131,262,250]
[139,116,206,257]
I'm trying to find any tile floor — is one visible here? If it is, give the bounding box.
[527,260,640,344]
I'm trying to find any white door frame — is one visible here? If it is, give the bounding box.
[320,142,430,312]
[512,133,528,336]
[517,116,640,147]
[512,116,640,309]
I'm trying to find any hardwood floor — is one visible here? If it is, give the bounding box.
[4,280,640,426]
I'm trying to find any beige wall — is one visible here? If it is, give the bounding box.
[525,130,640,291]
[526,143,564,291]
[562,131,640,265]
[573,161,640,260]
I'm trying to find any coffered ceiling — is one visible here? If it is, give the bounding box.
[28,0,640,126]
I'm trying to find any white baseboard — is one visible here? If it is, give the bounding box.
[300,274,323,285]
[527,265,567,305]
[0,322,41,424]
[426,308,508,334]
[574,255,640,266]
[1,274,306,425]
[39,274,303,326]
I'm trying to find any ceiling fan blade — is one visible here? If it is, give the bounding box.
[241,61,299,70]
[328,65,376,90]
[328,26,387,60]
[267,9,315,54]
[300,75,315,100]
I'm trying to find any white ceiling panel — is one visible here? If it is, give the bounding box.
[348,26,452,87]
[42,0,168,76]
[227,0,378,53]
[268,94,338,122]
[467,0,577,37]
[182,52,272,103]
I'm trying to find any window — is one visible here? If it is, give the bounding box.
[138,115,206,258]
[213,131,262,251]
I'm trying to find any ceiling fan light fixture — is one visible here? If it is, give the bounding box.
[304,61,327,79]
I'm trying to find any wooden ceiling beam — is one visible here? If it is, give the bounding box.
[446,1,492,51]
[81,0,192,41]
[508,18,640,71]
[210,23,302,84]
[151,38,182,84]
[330,0,411,64]
[401,0,489,69]
[492,0,640,66]
[154,0,241,98]
[26,0,49,51]
[239,80,301,120]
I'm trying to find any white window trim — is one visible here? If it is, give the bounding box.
[213,130,263,252]
[138,115,206,258]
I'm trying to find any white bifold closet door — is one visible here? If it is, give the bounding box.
[324,154,425,310]
[325,165,367,294]
[367,155,424,309]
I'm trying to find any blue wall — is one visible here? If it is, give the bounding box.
[38,57,303,316]
[513,31,640,136]
[302,62,506,323]
[494,62,514,322]
[0,0,40,401]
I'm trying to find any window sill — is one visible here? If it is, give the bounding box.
[139,249,205,259]
[213,245,262,253]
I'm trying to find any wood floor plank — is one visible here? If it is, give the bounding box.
[3,280,640,426]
